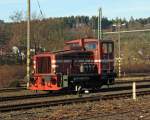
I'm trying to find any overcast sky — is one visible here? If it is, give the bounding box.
[1,0,150,22]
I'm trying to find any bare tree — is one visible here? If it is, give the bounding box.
[9,11,24,22]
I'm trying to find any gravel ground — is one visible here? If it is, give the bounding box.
[0,94,79,106]
[0,95,150,120]
[0,90,47,97]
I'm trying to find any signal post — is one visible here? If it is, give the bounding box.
[118,57,122,78]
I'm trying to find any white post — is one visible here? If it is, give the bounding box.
[132,82,136,100]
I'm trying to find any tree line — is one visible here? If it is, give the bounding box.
[0,13,150,52]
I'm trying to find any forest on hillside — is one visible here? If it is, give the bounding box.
[0,12,150,52]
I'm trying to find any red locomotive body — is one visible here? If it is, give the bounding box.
[29,38,116,91]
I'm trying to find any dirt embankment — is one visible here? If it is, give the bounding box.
[0,65,26,88]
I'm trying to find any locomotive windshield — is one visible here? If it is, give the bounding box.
[36,57,51,74]
[85,43,96,50]
[69,43,80,47]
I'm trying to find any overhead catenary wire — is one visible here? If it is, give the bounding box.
[36,0,44,18]
[35,0,45,53]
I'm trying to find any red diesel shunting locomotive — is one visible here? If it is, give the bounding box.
[29,38,116,91]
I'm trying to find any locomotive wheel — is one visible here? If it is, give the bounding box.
[75,84,82,92]
[75,84,83,97]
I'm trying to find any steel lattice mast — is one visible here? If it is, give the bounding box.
[97,8,102,74]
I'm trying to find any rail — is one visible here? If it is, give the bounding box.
[0,90,149,112]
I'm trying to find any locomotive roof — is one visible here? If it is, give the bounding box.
[65,38,113,44]
[33,49,92,57]
[33,38,113,57]
[53,49,93,55]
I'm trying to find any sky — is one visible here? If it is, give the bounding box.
[1,0,150,22]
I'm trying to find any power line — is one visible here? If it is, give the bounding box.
[36,0,44,18]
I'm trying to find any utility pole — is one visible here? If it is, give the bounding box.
[27,0,31,88]
[98,8,102,74]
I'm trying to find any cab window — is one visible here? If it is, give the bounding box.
[102,43,108,53]
[108,43,113,53]
[85,43,96,50]
[102,43,113,53]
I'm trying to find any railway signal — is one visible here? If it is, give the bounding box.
[112,22,125,78]
[116,57,122,77]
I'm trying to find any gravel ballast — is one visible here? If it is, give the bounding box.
[0,95,150,120]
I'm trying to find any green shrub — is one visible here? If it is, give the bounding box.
[8,80,21,87]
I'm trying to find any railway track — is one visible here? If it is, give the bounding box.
[0,79,149,113]
[0,93,50,102]
[0,80,149,102]
[0,77,149,93]
[0,87,26,93]
[0,89,150,113]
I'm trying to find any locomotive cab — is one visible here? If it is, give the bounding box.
[65,39,116,85]
[101,40,115,84]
